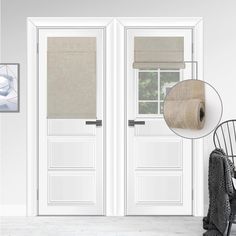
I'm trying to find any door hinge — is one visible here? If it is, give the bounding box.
[37,43,39,54]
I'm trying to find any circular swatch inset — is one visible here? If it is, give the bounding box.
[163,79,223,139]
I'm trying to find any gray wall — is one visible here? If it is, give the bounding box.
[1,0,236,214]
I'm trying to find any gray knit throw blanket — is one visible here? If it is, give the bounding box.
[203,149,235,236]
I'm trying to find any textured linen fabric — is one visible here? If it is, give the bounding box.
[164,99,205,129]
[203,149,235,236]
[133,37,185,69]
[47,37,96,119]
[163,79,205,130]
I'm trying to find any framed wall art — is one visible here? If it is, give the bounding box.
[0,63,20,112]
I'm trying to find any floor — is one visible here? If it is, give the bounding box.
[0,216,208,236]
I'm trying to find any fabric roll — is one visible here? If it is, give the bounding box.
[164,80,205,130]
[166,79,205,101]
[164,99,205,129]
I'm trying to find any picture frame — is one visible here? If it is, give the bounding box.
[0,63,20,112]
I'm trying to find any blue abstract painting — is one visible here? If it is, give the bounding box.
[0,64,19,112]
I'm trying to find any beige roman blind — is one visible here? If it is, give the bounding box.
[133,37,185,70]
[47,37,96,119]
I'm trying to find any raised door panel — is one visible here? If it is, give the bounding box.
[135,172,182,204]
[134,137,182,169]
[48,173,96,203]
[48,138,96,169]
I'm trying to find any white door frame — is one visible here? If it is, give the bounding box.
[27,17,203,217]
[27,17,116,216]
[115,17,204,217]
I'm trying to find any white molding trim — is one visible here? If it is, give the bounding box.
[204,203,208,216]
[28,17,114,28]
[0,0,2,210]
[105,20,116,216]
[116,17,204,217]
[192,19,204,217]
[117,17,203,28]
[27,17,114,216]
[193,139,204,216]
[115,19,126,216]
[0,205,26,216]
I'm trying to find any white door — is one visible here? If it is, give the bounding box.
[126,29,193,215]
[38,29,104,215]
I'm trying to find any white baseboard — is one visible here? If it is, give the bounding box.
[0,204,26,216]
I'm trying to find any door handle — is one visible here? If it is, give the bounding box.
[85,120,102,126]
[128,120,145,126]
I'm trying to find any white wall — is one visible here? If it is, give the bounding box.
[1,0,236,216]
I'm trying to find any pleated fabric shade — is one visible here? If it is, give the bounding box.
[133,37,185,70]
[47,37,96,119]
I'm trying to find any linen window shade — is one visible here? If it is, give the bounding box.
[47,37,96,119]
[133,37,185,70]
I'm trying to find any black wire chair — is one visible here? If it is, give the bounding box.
[213,119,236,236]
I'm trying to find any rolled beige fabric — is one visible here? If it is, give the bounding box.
[166,79,205,101]
[164,99,205,129]
[164,80,205,130]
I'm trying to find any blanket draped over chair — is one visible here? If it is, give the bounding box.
[203,149,235,236]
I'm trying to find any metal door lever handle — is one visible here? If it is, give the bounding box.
[128,120,145,126]
[85,120,102,126]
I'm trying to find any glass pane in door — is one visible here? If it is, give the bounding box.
[139,102,158,114]
[160,71,180,114]
[138,71,158,114]
[47,37,97,119]
[160,71,180,100]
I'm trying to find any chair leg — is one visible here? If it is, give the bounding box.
[227,221,233,236]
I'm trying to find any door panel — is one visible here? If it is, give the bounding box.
[126,29,192,215]
[48,173,96,203]
[38,29,104,215]
[48,119,96,136]
[134,138,182,169]
[135,119,173,136]
[48,138,95,169]
[136,172,182,203]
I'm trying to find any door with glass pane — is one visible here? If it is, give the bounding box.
[38,29,104,215]
[126,29,193,215]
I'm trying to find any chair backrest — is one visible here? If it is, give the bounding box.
[213,119,236,165]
